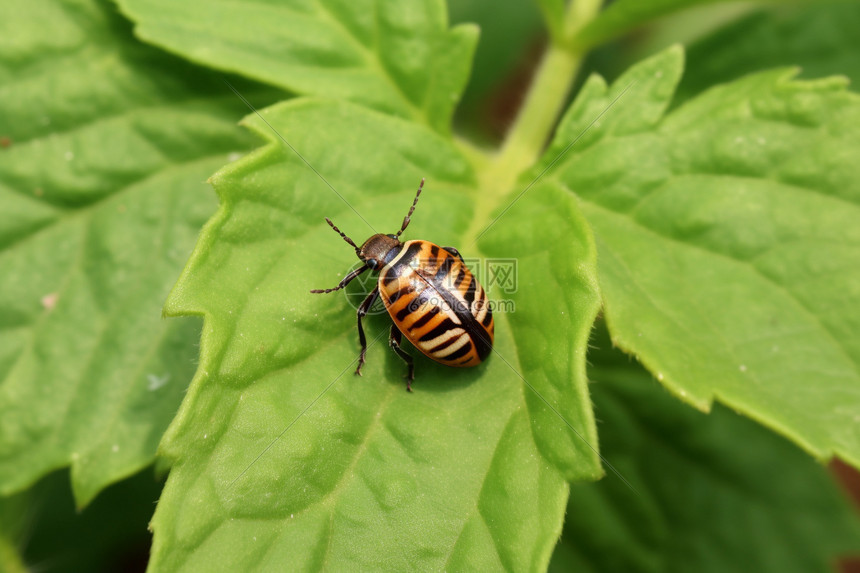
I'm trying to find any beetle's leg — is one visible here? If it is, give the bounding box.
[311,264,368,294]
[388,324,415,392]
[442,246,464,262]
[355,286,380,376]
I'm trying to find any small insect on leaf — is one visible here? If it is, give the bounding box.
[311,179,494,391]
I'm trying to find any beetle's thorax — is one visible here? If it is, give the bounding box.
[359,234,401,268]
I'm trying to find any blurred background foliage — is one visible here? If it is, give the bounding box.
[2,1,860,571]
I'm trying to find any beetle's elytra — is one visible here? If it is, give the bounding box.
[310,179,494,391]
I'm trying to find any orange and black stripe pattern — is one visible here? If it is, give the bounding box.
[379,240,494,367]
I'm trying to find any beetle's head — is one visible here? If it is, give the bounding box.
[321,178,425,273]
[359,233,400,271]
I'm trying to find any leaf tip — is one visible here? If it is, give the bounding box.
[646,43,685,82]
[449,21,480,43]
[665,42,685,61]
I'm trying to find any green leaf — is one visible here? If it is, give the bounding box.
[577,0,780,48]
[148,98,602,569]
[542,46,860,468]
[549,327,860,572]
[0,0,274,505]
[678,2,860,102]
[114,0,478,134]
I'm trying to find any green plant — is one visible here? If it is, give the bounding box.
[2,0,860,570]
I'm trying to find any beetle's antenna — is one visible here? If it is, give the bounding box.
[396,178,425,238]
[325,217,360,255]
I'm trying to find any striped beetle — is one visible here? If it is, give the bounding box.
[311,179,494,391]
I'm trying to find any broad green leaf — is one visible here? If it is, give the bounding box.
[549,328,860,572]
[114,0,478,134]
[542,46,860,468]
[577,0,783,48]
[678,2,860,102]
[0,0,276,505]
[148,98,601,570]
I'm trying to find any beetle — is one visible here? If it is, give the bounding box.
[311,179,494,391]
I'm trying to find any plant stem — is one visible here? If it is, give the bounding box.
[564,0,604,41]
[464,0,603,246]
[496,0,603,176]
[494,44,578,182]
